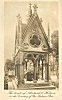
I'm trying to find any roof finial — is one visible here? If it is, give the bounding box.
[17,13,21,24]
[28,3,32,17]
[33,4,38,15]
[29,3,31,8]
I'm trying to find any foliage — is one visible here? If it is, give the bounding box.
[51,30,59,56]
[4,59,15,72]
[51,30,59,72]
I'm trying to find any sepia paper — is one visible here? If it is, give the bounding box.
[0,0,62,100]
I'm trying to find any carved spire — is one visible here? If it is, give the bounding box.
[48,23,50,45]
[28,3,32,17]
[33,4,38,15]
[16,13,22,33]
[15,26,18,53]
[15,13,22,49]
[15,26,17,40]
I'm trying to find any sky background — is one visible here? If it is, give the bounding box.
[4,1,59,62]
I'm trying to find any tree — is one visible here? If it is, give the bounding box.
[51,30,59,71]
[4,59,15,76]
[51,30,59,56]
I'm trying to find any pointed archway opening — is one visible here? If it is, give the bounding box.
[22,52,49,83]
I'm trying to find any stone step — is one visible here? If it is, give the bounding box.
[28,85,56,90]
[25,82,50,87]
[18,85,56,90]
[18,82,56,90]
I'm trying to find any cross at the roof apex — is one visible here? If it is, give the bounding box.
[33,4,38,14]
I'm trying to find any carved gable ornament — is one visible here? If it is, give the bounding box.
[29,32,42,48]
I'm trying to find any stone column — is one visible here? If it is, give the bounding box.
[15,63,20,84]
[20,62,24,83]
[38,58,40,78]
[34,60,37,81]
[47,67,49,81]
[26,62,27,70]
[15,65,17,77]
[45,54,49,82]
[37,60,38,80]
[42,60,43,79]
[43,60,45,80]
[25,59,28,70]
[19,52,24,83]
[45,63,48,81]
[17,64,20,84]
[47,54,49,82]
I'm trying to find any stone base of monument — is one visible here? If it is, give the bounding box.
[18,80,56,90]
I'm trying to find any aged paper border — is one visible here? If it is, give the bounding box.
[0,0,62,100]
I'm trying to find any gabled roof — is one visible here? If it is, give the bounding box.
[21,14,50,48]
